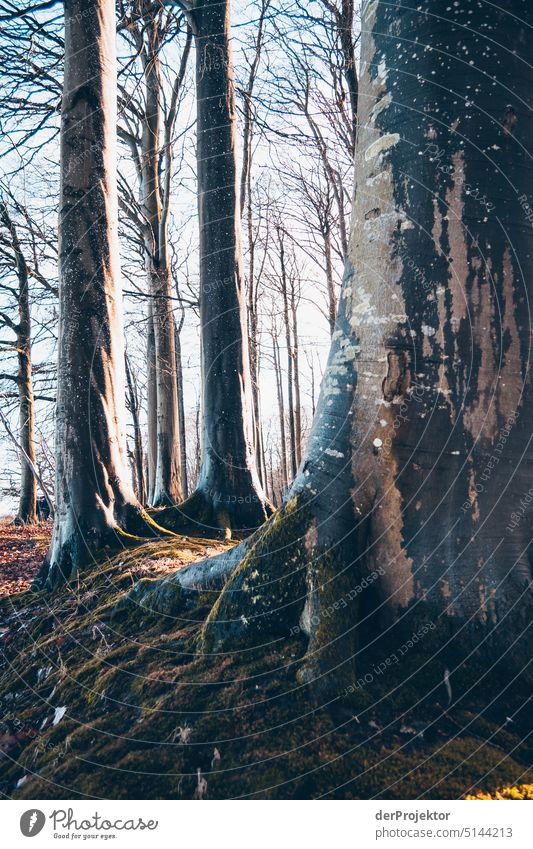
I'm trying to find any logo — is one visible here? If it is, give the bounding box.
[20,809,46,837]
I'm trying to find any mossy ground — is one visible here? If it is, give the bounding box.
[0,536,531,800]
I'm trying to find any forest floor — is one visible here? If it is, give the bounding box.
[0,526,532,800]
[0,518,51,596]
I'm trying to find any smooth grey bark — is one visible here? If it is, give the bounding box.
[37,0,148,589]
[129,0,533,696]
[159,0,270,536]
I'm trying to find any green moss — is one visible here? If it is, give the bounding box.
[200,496,308,652]
[2,533,532,801]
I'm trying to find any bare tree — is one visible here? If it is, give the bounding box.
[125,350,146,503]
[0,192,55,523]
[158,0,271,537]
[238,0,271,488]
[37,0,154,589]
[117,3,192,506]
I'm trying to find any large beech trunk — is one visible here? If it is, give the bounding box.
[130,0,533,695]
[160,0,270,537]
[37,0,149,589]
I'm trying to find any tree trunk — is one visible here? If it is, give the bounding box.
[125,352,146,504]
[16,268,37,525]
[290,279,302,466]
[338,0,358,153]
[0,202,37,525]
[175,316,188,498]
[278,231,297,479]
[272,332,288,492]
[323,221,337,337]
[161,0,270,537]
[132,0,533,697]
[140,17,182,507]
[37,0,151,589]
[146,302,157,503]
[247,206,265,488]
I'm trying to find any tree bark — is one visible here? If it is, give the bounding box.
[37,0,151,589]
[146,302,157,503]
[272,331,288,492]
[140,15,182,506]
[125,352,146,504]
[131,0,533,696]
[0,202,37,524]
[290,276,302,466]
[337,0,358,152]
[175,315,189,498]
[323,220,337,336]
[278,229,298,479]
[160,0,270,537]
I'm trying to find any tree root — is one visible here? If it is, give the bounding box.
[121,492,362,700]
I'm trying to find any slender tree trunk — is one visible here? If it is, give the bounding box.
[140,19,182,506]
[175,316,188,498]
[338,0,358,153]
[194,403,201,489]
[309,353,316,417]
[239,1,268,490]
[272,333,288,491]
[278,233,297,479]
[125,352,146,504]
[161,0,270,536]
[146,303,157,503]
[323,222,337,337]
[16,314,37,525]
[134,0,533,697]
[290,281,302,466]
[37,0,151,589]
[0,203,37,524]
[246,190,264,486]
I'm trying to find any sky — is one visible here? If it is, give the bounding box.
[0,0,357,510]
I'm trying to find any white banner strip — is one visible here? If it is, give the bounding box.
[2,799,531,848]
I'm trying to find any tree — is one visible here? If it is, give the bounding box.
[238,0,271,488]
[159,0,271,537]
[0,190,57,523]
[36,0,158,589]
[125,350,146,503]
[132,0,533,697]
[0,199,38,523]
[117,3,192,507]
